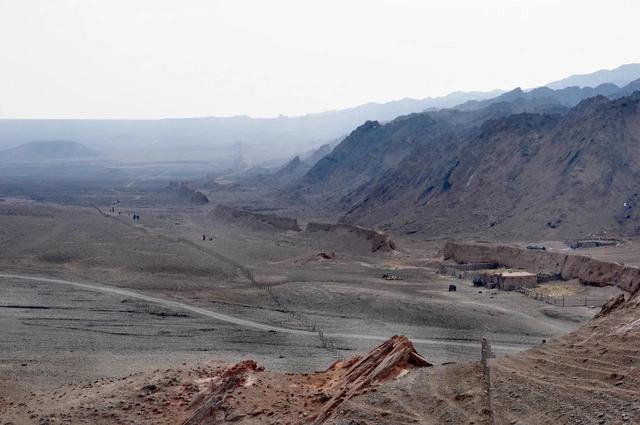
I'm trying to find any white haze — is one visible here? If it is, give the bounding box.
[1,0,639,119]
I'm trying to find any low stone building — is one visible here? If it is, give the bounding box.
[440,260,538,291]
[471,268,538,290]
[496,271,538,290]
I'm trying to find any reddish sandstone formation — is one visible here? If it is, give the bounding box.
[181,335,429,425]
[312,335,430,423]
[5,336,429,425]
[182,361,258,425]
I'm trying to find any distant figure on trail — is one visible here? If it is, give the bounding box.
[202,234,206,241]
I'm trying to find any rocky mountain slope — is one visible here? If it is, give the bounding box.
[293,90,640,240]
[289,98,567,208]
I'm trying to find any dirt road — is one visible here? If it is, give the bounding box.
[0,273,527,353]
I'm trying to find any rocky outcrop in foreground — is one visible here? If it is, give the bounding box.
[312,335,430,423]
[182,335,429,424]
[3,336,429,424]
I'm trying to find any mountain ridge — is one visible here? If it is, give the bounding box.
[546,63,640,89]
[290,82,640,239]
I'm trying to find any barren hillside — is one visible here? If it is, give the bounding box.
[343,93,640,239]
[290,91,640,240]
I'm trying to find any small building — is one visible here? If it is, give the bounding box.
[496,271,537,291]
[440,262,538,291]
[471,268,537,290]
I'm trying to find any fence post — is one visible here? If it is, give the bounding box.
[481,338,496,424]
[481,338,488,375]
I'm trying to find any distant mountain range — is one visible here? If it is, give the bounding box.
[2,63,640,173]
[546,63,640,89]
[455,82,632,112]
[0,90,502,168]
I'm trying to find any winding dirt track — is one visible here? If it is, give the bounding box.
[0,273,526,353]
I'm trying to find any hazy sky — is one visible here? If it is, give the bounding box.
[1,0,639,119]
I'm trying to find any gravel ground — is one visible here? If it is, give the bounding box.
[0,199,606,415]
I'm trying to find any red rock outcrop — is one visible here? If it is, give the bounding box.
[182,360,258,425]
[181,336,429,425]
[312,335,430,424]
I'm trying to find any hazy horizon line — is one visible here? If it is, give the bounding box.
[1,62,637,121]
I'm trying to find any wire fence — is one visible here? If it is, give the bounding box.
[262,283,340,357]
[94,204,341,358]
[519,288,610,307]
